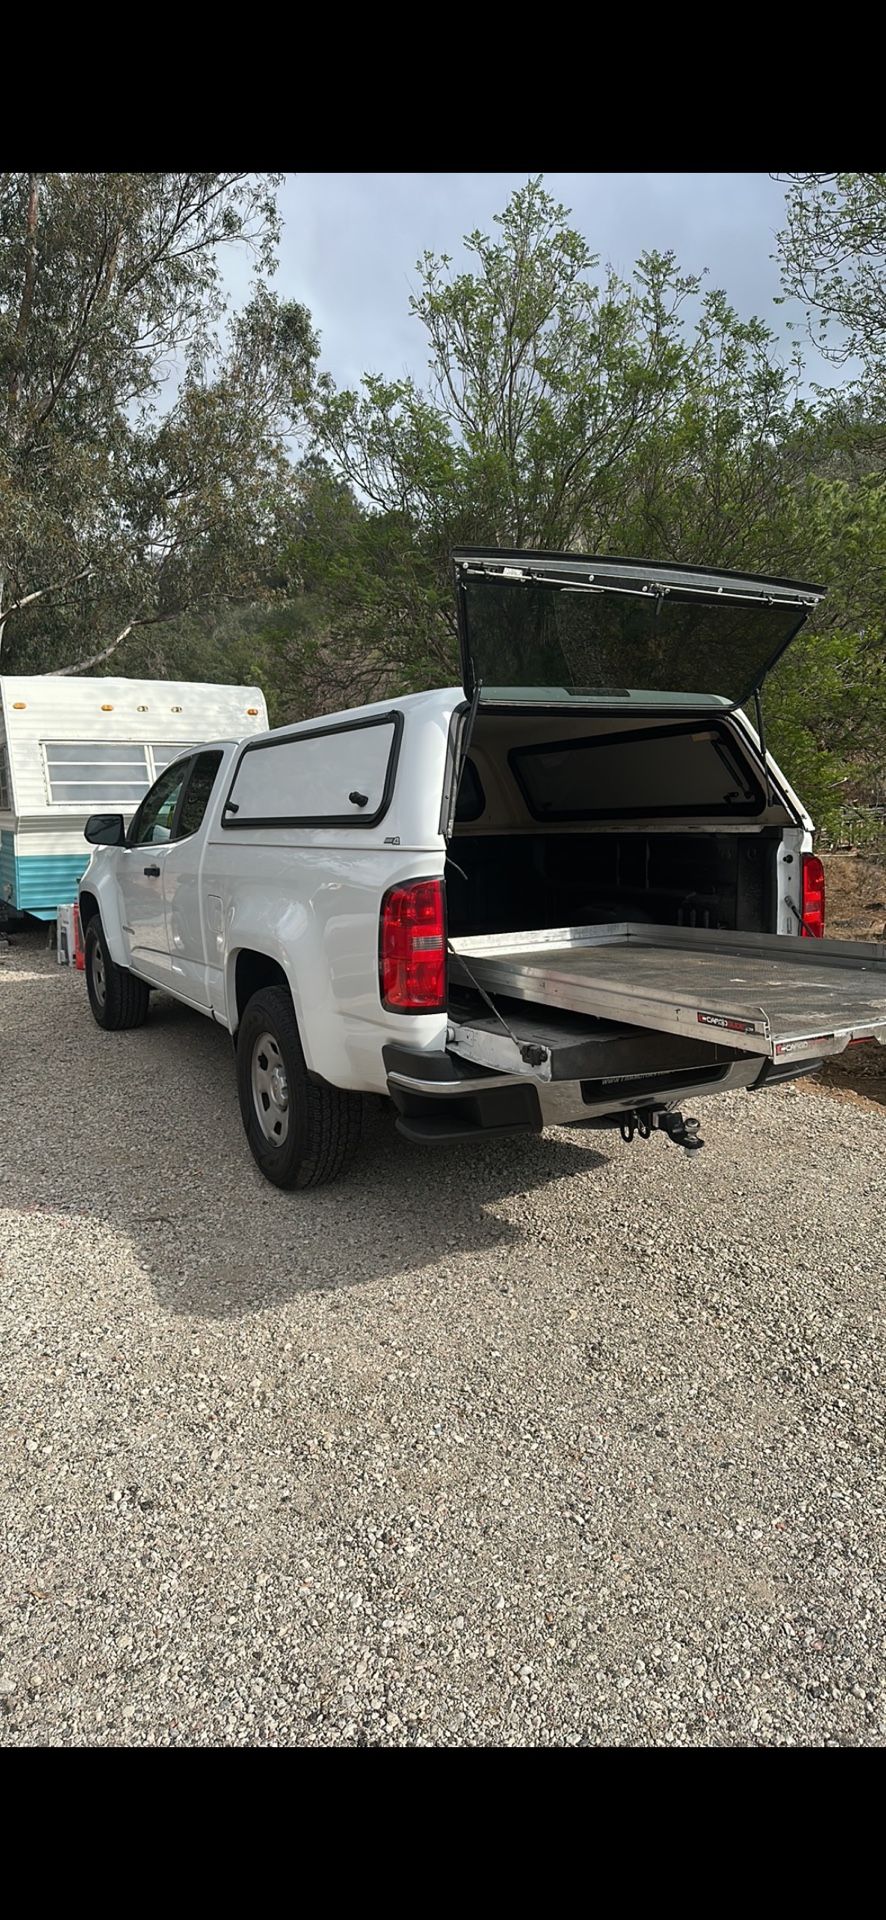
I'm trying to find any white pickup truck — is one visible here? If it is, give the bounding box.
[79,549,886,1188]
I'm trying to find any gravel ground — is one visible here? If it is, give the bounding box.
[1,927,884,1747]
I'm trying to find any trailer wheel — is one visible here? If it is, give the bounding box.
[236,985,363,1189]
[84,919,150,1031]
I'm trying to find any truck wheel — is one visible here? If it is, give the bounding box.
[236,985,363,1189]
[84,918,150,1031]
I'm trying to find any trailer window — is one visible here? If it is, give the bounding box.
[0,742,10,811]
[150,743,195,775]
[41,740,196,805]
[43,741,153,805]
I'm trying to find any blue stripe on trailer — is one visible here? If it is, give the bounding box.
[4,845,91,914]
[18,850,91,908]
[0,830,16,903]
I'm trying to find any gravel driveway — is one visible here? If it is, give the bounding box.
[1,928,884,1746]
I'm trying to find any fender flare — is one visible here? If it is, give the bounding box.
[79,870,128,968]
[224,940,313,1065]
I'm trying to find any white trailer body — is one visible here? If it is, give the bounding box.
[0,674,268,921]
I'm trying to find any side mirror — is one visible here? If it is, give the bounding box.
[84,813,125,847]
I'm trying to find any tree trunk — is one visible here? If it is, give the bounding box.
[8,174,39,415]
[54,623,135,676]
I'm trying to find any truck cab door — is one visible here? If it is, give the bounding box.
[119,756,193,984]
[161,749,224,1009]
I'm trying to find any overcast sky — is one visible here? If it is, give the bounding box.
[223,172,838,393]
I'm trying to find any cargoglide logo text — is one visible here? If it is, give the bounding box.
[696,1010,762,1035]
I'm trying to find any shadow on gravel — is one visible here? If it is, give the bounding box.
[0,944,609,1319]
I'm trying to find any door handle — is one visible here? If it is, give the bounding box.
[143,864,161,878]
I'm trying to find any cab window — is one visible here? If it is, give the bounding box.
[178,751,223,839]
[129,760,190,847]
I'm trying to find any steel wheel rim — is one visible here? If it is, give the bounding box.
[251,1031,290,1145]
[92,940,107,1007]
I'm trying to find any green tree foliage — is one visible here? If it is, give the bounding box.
[311,180,704,681]
[764,468,886,832]
[310,182,826,675]
[0,173,316,673]
[307,178,886,834]
[4,171,886,843]
[776,173,886,393]
[117,457,365,724]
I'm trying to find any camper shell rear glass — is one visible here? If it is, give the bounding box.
[453,550,824,711]
[509,720,766,821]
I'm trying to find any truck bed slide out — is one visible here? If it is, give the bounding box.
[449,923,886,1064]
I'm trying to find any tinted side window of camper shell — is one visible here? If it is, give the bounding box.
[222,713,403,829]
[455,756,485,823]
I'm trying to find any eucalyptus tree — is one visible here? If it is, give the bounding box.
[0,172,315,672]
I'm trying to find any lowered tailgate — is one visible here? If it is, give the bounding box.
[450,923,886,1063]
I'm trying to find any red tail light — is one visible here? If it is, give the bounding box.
[801,853,826,937]
[380,877,447,1011]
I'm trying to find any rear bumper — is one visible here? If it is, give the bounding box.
[383,1042,543,1144]
[383,1042,822,1146]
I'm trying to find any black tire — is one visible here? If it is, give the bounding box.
[84,917,150,1031]
[236,984,363,1189]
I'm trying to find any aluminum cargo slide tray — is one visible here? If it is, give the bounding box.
[449,923,886,1063]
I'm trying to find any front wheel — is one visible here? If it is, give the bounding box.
[236,985,363,1189]
[84,918,150,1031]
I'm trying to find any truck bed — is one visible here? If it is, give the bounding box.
[449,923,886,1064]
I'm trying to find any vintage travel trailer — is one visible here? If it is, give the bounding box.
[0,674,268,922]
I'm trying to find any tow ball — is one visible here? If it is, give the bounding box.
[619,1109,704,1153]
